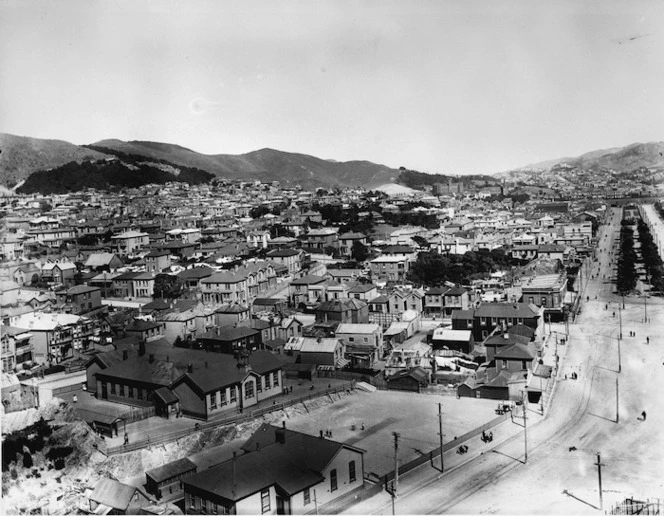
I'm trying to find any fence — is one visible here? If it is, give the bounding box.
[316,369,388,390]
[100,382,355,456]
[608,497,662,515]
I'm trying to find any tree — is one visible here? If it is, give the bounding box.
[351,241,369,262]
[411,236,429,250]
[153,274,183,299]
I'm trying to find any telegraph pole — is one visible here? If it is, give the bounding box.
[522,391,528,463]
[595,453,604,511]
[438,403,444,472]
[393,432,400,498]
[618,303,622,340]
[617,336,621,373]
[616,378,619,424]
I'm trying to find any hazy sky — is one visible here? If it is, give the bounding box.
[1,0,663,174]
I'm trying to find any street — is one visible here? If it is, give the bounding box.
[343,207,664,514]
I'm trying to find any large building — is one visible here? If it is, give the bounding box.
[183,423,365,515]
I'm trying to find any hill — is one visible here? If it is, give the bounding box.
[16,154,214,194]
[90,140,399,189]
[503,141,664,175]
[0,133,110,187]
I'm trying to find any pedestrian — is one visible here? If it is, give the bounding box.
[642,411,647,421]
[489,432,493,442]
[289,385,293,393]
[124,432,129,445]
[72,394,78,403]
[647,337,650,344]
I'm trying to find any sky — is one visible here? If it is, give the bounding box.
[1,0,663,175]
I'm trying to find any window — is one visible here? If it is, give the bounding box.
[363,337,368,343]
[257,378,263,393]
[304,488,311,505]
[266,375,271,390]
[466,320,472,329]
[482,330,488,338]
[349,460,357,483]
[330,469,338,491]
[272,371,279,386]
[522,360,527,370]
[245,381,254,399]
[261,489,270,513]
[110,383,116,395]
[502,360,507,369]
[137,388,143,400]
[480,317,487,326]
[128,386,134,398]
[230,388,237,403]
[491,317,497,325]
[348,337,354,342]
[210,392,217,410]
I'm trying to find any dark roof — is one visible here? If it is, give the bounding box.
[445,286,467,296]
[290,274,327,286]
[114,271,142,281]
[126,319,163,332]
[508,324,535,339]
[425,287,448,295]
[387,366,429,382]
[253,298,286,306]
[494,343,536,360]
[184,424,364,502]
[177,266,214,280]
[62,285,100,295]
[154,386,179,405]
[201,325,259,342]
[146,457,196,483]
[96,356,185,387]
[267,249,300,257]
[145,250,170,258]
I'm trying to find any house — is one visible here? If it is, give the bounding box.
[111,230,150,256]
[198,326,261,354]
[112,271,142,298]
[215,303,251,327]
[146,457,198,500]
[145,250,172,273]
[302,228,338,250]
[334,323,383,368]
[84,252,124,271]
[324,269,361,284]
[430,329,474,354]
[451,302,541,342]
[347,283,378,302]
[158,305,216,344]
[337,232,368,257]
[124,319,166,343]
[253,297,288,314]
[289,274,328,308]
[369,256,409,283]
[266,249,303,275]
[1,326,34,372]
[494,342,537,374]
[183,423,365,515]
[55,285,102,315]
[423,287,447,316]
[177,266,214,289]
[518,273,568,321]
[40,261,77,286]
[442,286,470,315]
[89,478,152,515]
[170,351,283,419]
[315,299,369,325]
[386,367,429,393]
[285,337,346,368]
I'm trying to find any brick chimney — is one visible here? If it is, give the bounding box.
[275,421,286,444]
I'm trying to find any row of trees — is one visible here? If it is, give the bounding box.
[637,219,664,292]
[616,223,637,294]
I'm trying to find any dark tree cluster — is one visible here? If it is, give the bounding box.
[616,223,637,294]
[637,219,664,292]
[407,249,511,287]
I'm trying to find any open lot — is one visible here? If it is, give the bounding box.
[286,389,498,476]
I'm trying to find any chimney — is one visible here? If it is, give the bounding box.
[275,420,286,444]
[122,350,128,360]
[319,430,324,439]
[187,363,193,373]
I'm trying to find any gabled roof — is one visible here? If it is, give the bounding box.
[290,274,327,286]
[90,478,142,510]
[146,457,196,483]
[494,343,536,360]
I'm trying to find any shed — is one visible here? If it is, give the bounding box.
[386,366,429,393]
[146,457,197,498]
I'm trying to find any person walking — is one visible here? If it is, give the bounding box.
[642,411,647,421]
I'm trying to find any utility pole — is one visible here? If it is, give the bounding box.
[522,391,528,463]
[617,335,621,373]
[618,303,622,340]
[393,432,400,498]
[595,453,604,511]
[616,378,619,424]
[438,403,444,472]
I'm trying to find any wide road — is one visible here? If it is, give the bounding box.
[345,207,664,514]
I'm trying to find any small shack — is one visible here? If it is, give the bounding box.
[386,366,429,393]
[89,478,152,515]
[146,457,198,499]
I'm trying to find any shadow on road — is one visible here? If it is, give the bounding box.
[589,412,617,423]
[491,448,525,465]
[562,489,600,510]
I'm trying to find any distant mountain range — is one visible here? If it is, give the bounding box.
[505,141,664,174]
[1,132,663,193]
